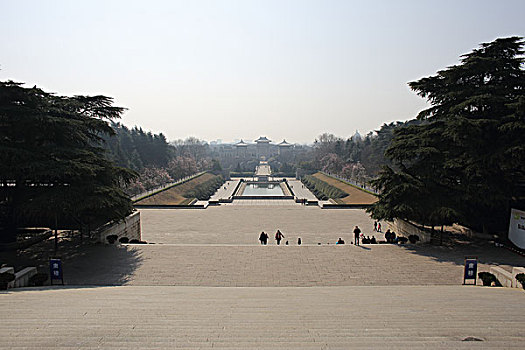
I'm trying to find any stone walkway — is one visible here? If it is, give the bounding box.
[209,179,240,201]
[1,285,524,349]
[287,179,319,201]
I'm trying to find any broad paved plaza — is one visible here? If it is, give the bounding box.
[140,205,376,245]
[1,201,524,349]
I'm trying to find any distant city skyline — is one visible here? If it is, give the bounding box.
[1,0,524,143]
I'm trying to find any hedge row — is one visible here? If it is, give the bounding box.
[184,175,224,200]
[230,172,254,177]
[301,175,347,200]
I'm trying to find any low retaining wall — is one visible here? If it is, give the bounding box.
[233,195,295,200]
[281,179,294,196]
[96,211,141,244]
[134,204,208,209]
[321,203,371,209]
[387,219,432,243]
[489,266,525,289]
[1,266,37,289]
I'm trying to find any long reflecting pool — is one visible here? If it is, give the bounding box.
[241,183,284,196]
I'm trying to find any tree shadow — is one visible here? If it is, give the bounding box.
[395,239,524,268]
[0,235,144,286]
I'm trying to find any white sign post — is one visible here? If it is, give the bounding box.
[508,208,525,249]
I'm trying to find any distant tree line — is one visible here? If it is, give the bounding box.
[102,123,171,171]
[301,121,422,185]
[117,134,221,196]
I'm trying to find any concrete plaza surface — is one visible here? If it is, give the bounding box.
[2,204,524,349]
[140,206,376,245]
[1,285,524,349]
[61,243,523,287]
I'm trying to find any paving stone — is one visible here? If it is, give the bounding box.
[1,286,524,349]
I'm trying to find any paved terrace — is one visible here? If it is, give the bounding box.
[209,179,240,201]
[1,204,524,349]
[255,163,271,176]
[140,206,376,245]
[2,285,524,349]
[58,243,523,287]
[287,179,319,201]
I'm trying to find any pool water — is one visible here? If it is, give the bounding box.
[242,183,284,196]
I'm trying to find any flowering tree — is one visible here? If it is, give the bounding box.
[320,153,343,174]
[167,156,198,180]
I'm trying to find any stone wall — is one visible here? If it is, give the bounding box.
[97,211,141,244]
[387,219,432,243]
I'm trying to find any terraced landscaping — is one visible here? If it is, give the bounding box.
[134,172,222,205]
[312,172,378,205]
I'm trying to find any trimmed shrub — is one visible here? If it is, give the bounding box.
[478,272,501,286]
[0,272,15,290]
[408,235,420,244]
[29,273,48,287]
[119,237,129,243]
[184,175,224,200]
[516,273,525,290]
[106,235,118,244]
[301,175,347,200]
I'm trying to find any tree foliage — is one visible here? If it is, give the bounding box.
[0,81,136,242]
[103,122,171,170]
[368,37,525,231]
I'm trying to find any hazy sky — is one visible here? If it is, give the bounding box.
[1,1,524,144]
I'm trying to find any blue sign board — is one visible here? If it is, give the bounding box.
[463,257,477,285]
[50,258,64,285]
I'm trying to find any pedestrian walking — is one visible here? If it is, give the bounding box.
[259,231,268,245]
[275,230,285,245]
[373,221,377,232]
[353,226,361,246]
[377,222,382,232]
[297,237,302,245]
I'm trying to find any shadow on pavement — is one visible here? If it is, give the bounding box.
[0,235,144,287]
[396,239,524,268]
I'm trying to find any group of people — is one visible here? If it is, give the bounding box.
[259,230,296,245]
[258,224,385,246]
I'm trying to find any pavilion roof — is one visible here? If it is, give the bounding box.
[254,136,271,143]
[278,139,292,147]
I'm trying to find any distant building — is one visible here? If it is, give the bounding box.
[209,136,303,170]
[235,139,248,158]
[277,139,292,159]
[254,136,271,159]
[351,130,362,142]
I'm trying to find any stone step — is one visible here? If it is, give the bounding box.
[1,285,523,349]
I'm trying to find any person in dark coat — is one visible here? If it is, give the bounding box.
[353,226,361,246]
[259,232,268,245]
[275,230,285,245]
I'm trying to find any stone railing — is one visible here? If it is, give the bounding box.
[386,219,432,243]
[96,211,141,244]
